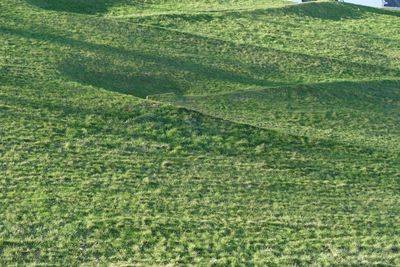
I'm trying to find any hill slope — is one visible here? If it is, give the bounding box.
[1,0,400,265]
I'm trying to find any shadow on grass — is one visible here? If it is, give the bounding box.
[275,2,366,20]
[25,0,142,14]
[60,58,184,98]
[131,2,400,21]
[1,85,385,166]
[0,26,285,98]
[166,80,400,122]
[26,0,400,18]
[267,2,400,20]
[1,24,399,98]
[184,79,400,111]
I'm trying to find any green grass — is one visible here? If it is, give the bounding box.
[1,0,400,265]
[156,80,400,151]
[26,0,288,15]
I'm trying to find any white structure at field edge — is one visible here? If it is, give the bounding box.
[338,0,387,7]
[289,0,399,8]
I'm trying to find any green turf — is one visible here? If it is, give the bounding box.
[1,0,400,265]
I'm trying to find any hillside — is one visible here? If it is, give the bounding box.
[1,0,400,265]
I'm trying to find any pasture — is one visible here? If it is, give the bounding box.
[1,0,400,265]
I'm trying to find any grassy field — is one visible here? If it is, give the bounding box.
[1,0,400,265]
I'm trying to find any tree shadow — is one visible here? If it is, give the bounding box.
[60,57,184,98]
[58,45,285,98]
[25,0,142,14]
[2,25,291,98]
[2,24,399,99]
[235,1,400,21]
[2,85,390,165]
[173,79,400,120]
[171,79,400,155]
[224,79,400,112]
[25,0,400,17]
[270,2,366,20]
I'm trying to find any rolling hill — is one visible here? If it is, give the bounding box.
[1,0,400,265]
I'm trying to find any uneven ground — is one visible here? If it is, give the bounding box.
[1,0,400,265]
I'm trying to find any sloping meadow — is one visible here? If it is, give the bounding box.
[1,0,400,265]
